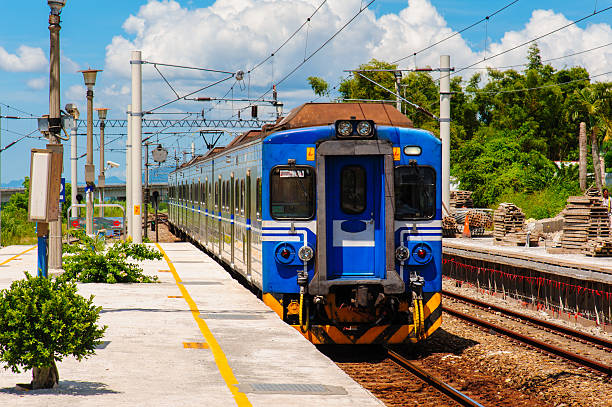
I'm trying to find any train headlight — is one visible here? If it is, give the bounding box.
[337,120,352,137]
[356,120,373,137]
[395,246,409,262]
[298,245,314,262]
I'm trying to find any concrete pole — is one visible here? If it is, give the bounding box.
[71,119,78,218]
[144,142,149,241]
[99,119,105,217]
[131,51,143,243]
[85,87,94,235]
[440,55,451,217]
[48,10,62,270]
[126,104,132,238]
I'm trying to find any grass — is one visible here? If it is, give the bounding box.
[495,183,581,220]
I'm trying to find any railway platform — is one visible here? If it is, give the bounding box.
[0,243,383,406]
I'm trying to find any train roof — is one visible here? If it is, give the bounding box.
[271,102,413,131]
[174,103,414,168]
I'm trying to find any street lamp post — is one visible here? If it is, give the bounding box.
[79,68,102,236]
[47,0,66,271]
[95,108,109,217]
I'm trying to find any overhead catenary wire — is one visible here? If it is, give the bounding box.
[392,0,521,64]
[453,5,612,77]
[468,70,612,94]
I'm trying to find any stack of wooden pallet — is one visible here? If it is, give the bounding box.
[588,199,611,239]
[558,196,591,251]
[493,203,528,245]
[442,216,457,238]
[585,186,601,199]
[450,190,473,209]
[583,238,612,257]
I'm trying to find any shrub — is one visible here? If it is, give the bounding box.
[62,231,162,283]
[0,273,106,388]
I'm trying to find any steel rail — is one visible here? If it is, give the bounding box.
[443,290,612,350]
[443,307,612,375]
[385,348,485,407]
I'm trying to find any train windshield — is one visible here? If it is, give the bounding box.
[394,165,436,220]
[270,166,315,219]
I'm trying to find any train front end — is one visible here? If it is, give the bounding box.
[261,103,442,344]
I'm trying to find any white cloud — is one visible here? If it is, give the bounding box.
[26,77,46,90]
[467,9,612,81]
[102,0,612,113]
[0,45,47,72]
[65,84,85,102]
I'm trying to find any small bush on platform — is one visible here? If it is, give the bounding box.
[0,273,106,389]
[62,231,162,283]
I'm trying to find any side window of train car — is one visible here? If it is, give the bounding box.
[214,181,219,210]
[240,180,245,215]
[270,166,315,220]
[394,165,436,220]
[256,177,262,220]
[234,180,240,213]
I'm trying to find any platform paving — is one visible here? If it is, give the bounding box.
[0,243,383,406]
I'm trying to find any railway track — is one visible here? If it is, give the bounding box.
[442,291,612,375]
[385,348,485,407]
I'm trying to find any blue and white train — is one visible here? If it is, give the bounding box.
[168,102,442,344]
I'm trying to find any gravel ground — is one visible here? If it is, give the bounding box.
[329,282,612,407]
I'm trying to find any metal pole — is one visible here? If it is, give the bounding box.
[99,118,105,217]
[48,8,62,270]
[0,106,2,247]
[131,50,143,243]
[71,116,78,218]
[144,142,149,241]
[126,104,132,238]
[440,55,451,216]
[85,86,94,235]
[395,72,402,112]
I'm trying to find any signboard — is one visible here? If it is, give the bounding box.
[59,178,66,203]
[70,217,124,237]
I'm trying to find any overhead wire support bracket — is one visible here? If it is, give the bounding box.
[351,72,439,121]
[75,118,275,128]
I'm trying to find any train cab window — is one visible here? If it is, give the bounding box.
[340,165,366,214]
[394,165,436,220]
[270,166,315,220]
[240,180,245,215]
[256,177,262,220]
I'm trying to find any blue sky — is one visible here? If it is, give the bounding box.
[1,0,611,185]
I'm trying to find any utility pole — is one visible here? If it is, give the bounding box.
[126,104,132,238]
[66,104,79,218]
[47,0,65,270]
[131,50,143,244]
[143,141,149,241]
[394,70,402,112]
[0,106,2,247]
[80,69,102,236]
[440,55,451,216]
[96,108,108,217]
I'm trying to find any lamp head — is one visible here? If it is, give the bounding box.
[79,69,102,89]
[48,0,66,15]
[95,108,109,121]
[65,103,79,119]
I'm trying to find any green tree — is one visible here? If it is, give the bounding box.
[0,274,106,389]
[307,76,329,97]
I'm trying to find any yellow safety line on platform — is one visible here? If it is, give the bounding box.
[155,243,252,407]
[0,246,36,266]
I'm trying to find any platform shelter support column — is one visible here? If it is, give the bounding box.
[126,104,132,238]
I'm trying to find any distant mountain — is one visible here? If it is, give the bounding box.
[104,175,126,185]
[1,178,26,188]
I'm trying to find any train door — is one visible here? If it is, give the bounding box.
[325,156,385,280]
[246,171,252,280]
[204,179,208,244]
